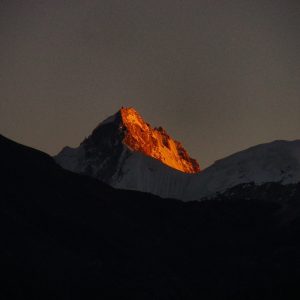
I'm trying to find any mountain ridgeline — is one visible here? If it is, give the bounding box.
[55,107,200,199]
[55,107,300,200]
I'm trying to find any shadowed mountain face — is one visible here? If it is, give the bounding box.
[1,134,300,299]
[55,107,200,199]
[55,108,300,200]
[55,106,199,175]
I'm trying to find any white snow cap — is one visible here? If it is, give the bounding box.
[54,109,300,200]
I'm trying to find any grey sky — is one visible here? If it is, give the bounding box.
[1,0,299,168]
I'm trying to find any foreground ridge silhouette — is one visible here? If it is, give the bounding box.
[1,134,300,299]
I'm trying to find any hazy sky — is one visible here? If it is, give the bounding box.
[1,0,299,168]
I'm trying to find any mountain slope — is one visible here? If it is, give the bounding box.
[1,134,300,299]
[120,107,200,173]
[55,107,198,199]
[55,107,300,200]
[185,140,300,200]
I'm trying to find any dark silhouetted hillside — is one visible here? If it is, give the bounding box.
[1,134,300,299]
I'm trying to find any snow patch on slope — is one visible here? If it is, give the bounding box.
[55,139,300,201]
[55,145,85,172]
[185,140,300,200]
[113,151,193,199]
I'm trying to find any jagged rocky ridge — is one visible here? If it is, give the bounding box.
[55,108,300,200]
[55,107,199,199]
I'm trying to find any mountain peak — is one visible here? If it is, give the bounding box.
[86,106,200,173]
[116,107,200,173]
[55,106,200,199]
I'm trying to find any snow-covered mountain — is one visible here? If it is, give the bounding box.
[185,140,300,200]
[54,107,198,199]
[55,107,300,200]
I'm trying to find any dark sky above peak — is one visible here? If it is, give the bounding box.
[0,0,299,168]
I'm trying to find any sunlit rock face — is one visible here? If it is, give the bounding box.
[120,107,200,173]
[54,107,199,199]
[55,108,300,200]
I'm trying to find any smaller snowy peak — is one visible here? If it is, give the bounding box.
[185,139,300,200]
[120,107,200,173]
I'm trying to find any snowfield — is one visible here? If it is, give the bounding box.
[55,138,300,201]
